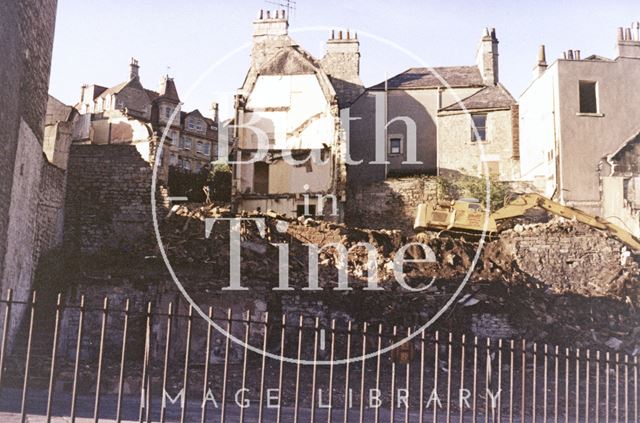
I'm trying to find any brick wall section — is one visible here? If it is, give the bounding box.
[64,145,156,254]
[346,177,436,233]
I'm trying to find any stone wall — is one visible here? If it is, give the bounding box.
[346,177,436,233]
[501,219,638,298]
[35,161,67,258]
[437,108,520,181]
[0,0,58,293]
[64,144,158,254]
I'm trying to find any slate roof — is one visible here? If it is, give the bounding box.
[369,66,485,90]
[158,77,180,102]
[99,77,146,98]
[440,84,516,112]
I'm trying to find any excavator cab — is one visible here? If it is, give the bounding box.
[414,198,498,234]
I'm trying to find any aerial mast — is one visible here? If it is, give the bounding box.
[265,0,296,20]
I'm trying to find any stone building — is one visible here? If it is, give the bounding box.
[0,0,59,300]
[232,10,358,219]
[601,131,640,237]
[75,59,219,182]
[347,28,519,184]
[518,23,640,215]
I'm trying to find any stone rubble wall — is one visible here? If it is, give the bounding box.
[345,177,436,233]
[501,219,638,298]
[64,144,164,254]
[35,161,67,259]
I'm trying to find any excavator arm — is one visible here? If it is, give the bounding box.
[493,193,640,252]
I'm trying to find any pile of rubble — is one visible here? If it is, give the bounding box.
[149,204,640,353]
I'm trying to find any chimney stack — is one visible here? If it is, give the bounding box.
[251,9,290,69]
[320,28,364,105]
[129,57,139,80]
[252,8,288,37]
[211,102,219,123]
[533,44,547,78]
[617,22,640,58]
[476,27,499,85]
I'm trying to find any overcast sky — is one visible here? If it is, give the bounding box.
[49,0,638,119]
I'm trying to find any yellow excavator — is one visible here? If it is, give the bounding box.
[414,193,640,252]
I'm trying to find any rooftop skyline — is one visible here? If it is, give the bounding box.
[49,0,637,119]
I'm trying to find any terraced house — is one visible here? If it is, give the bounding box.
[74,59,219,182]
[348,28,520,184]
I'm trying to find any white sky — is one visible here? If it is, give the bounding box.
[49,0,639,119]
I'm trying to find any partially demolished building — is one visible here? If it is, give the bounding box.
[232,10,361,220]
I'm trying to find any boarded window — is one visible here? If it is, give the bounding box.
[253,162,269,194]
[483,161,500,176]
[579,81,598,113]
[471,114,487,142]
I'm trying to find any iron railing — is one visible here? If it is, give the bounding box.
[0,289,637,422]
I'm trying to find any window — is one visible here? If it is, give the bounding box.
[182,137,192,150]
[389,137,402,155]
[471,114,487,142]
[165,106,173,119]
[169,154,178,166]
[195,142,203,154]
[579,81,598,113]
[203,143,211,156]
[183,160,191,171]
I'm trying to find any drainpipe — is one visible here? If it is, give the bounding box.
[384,73,389,179]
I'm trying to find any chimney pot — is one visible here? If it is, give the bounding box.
[575,50,581,60]
[331,30,334,40]
[346,30,350,39]
[282,9,286,19]
[618,27,624,41]
[266,10,271,19]
[338,30,343,40]
[259,9,263,19]
[625,27,632,41]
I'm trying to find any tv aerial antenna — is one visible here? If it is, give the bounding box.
[266,0,296,20]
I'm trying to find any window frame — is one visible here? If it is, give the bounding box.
[578,80,599,114]
[388,134,403,156]
[470,113,487,142]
